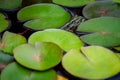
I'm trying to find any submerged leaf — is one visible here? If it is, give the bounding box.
[83,1,120,19]
[0,0,22,10]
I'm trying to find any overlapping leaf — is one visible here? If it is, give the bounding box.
[77,17,120,47]
[52,0,95,7]
[0,13,9,33]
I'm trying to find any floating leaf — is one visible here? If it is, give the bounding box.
[17,3,71,30]
[0,0,22,10]
[82,1,120,19]
[113,0,120,3]
[62,46,120,79]
[0,31,27,54]
[1,62,57,80]
[52,0,95,7]
[28,29,83,52]
[77,17,120,47]
[0,13,9,33]
[0,51,14,64]
[14,42,62,70]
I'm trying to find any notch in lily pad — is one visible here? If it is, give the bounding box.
[82,1,120,19]
[28,29,84,52]
[1,62,57,80]
[0,0,22,10]
[17,3,71,30]
[62,46,120,79]
[13,42,63,70]
[52,0,95,7]
[0,13,9,33]
[77,17,120,47]
[0,31,27,54]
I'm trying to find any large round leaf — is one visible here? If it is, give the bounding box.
[77,17,120,47]
[1,62,57,80]
[17,3,71,30]
[0,13,9,33]
[62,46,120,79]
[0,31,27,54]
[82,1,120,19]
[52,0,95,7]
[0,0,22,10]
[14,42,62,70]
[28,29,83,52]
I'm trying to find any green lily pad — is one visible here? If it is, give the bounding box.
[0,51,14,64]
[62,46,120,79]
[17,3,71,30]
[1,62,57,80]
[113,0,120,3]
[77,17,120,47]
[52,0,95,7]
[0,31,27,54]
[0,13,9,33]
[82,1,120,19]
[28,29,83,52]
[0,0,22,10]
[116,53,120,58]
[14,42,62,70]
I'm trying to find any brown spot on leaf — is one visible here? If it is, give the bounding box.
[33,54,43,62]
[100,31,110,36]
[0,63,7,72]
[99,10,108,15]
[0,42,6,48]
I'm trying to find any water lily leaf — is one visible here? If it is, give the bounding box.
[28,29,84,52]
[14,42,62,70]
[1,62,57,80]
[62,46,120,79]
[17,3,71,30]
[0,13,9,33]
[113,0,120,3]
[82,1,120,19]
[77,17,120,47]
[52,0,95,7]
[0,51,14,64]
[0,31,27,54]
[0,0,22,10]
